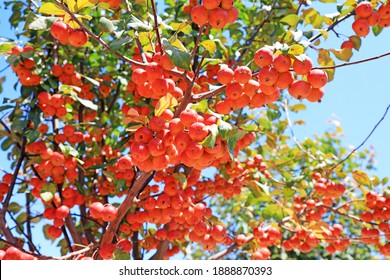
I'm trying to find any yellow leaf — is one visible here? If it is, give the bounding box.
[76,0,98,10]
[329,48,353,62]
[78,15,93,21]
[154,93,178,116]
[64,14,80,29]
[289,103,306,112]
[168,38,187,52]
[39,3,65,16]
[319,30,328,40]
[288,44,304,55]
[65,0,77,12]
[170,22,192,35]
[200,40,217,54]
[352,170,372,187]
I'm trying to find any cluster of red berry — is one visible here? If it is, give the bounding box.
[352,1,390,37]
[8,46,41,86]
[186,0,238,29]
[50,21,88,47]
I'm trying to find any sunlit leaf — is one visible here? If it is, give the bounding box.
[40,183,57,202]
[329,48,353,62]
[99,17,116,33]
[170,22,192,35]
[76,0,98,10]
[200,40,217,54]
[290,103,306,112]
[200,124,218,149]
[39,3,65,16]
[352,170,372,188]
[154,93,178,116]
[280,14,299,27]
[288,44,305,55]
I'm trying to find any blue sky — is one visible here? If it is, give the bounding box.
[1,1,390,257]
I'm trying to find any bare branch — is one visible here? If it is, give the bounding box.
[313,51,390,70]
[0,136,27,244]
[150,0,163,53]
[100,171,155,246]
[282,99,316,160]
[327,103,390,177]
[308,12,355,43]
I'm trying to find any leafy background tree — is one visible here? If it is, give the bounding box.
[0,0,389,260]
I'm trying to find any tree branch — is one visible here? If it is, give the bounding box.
[234,0,277,68]
[100,171,154,246]
[308,12,354,43]
[150,0,163,53]
[327,103,390,176]
[282,99,317,160]
[313,51,390,70]
[0,136,27,244]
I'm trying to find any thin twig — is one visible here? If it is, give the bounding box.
[234,0,277,68]
[308,12,354,43]
[0,136,27,244]
[282,99,316,160]
[7,212,41,254]
[150,0,163,53]
[327,103,390,176]
[313,51,390,70]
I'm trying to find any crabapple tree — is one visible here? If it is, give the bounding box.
[0,0,390,260]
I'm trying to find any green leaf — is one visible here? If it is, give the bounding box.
[349,35,361,51]
[191,100,209,113]
[43,224,57,242]
[173,173,187,189]
[21,86,34,98]
[352,170,371,188]
[218,119,234,140]
[113,247,130,260]
[40,183,57,202]
[109,35,133,51]
[372,25,383,36]
[102,170,116,182]
[59,143,79,157]
[0,43,14,54]
[318,0,337,3]
[24,12,57,31]
[162,38,191,70]
[126,14,153,31]
[60,85,98,111]
[8,202,22,214]
[1,138,13,151]
[262,204,283,221]
[200,124,218,149]
[280,14,299,27]
[25,130,40,144]
[99,17,116,33]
